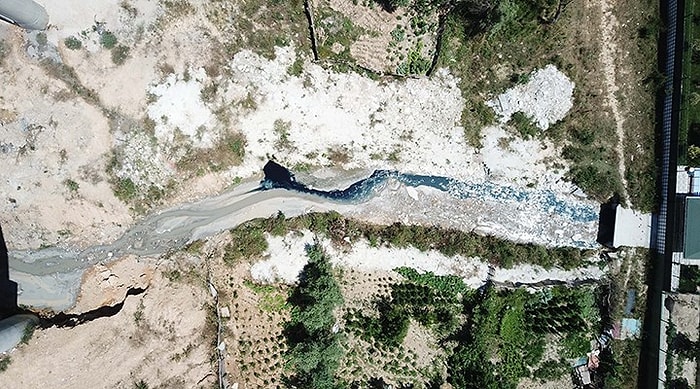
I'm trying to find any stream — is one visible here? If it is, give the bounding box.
[8,161,599,311]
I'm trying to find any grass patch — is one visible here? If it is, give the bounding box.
[223,223,268,264]
[273,119,294,150]
[163,269,182,282]
[185,239,205,254]
[287,54,304,76]
[205,0,309,60]
[40,60,101,106]
[315,6,367,67]
[21,322,36,344]
[175,131,247,174]
[507,111,539,139]
[243,280,288,312]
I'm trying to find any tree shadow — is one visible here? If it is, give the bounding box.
[0,224,18,319]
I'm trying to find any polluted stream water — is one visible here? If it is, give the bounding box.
[8,161,598,310]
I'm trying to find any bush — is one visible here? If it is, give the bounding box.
[133,380,149,389]
[100,31,118,49]
[64,36,82,50]
[561,331,591,358]
[111,45,130,65]
[63,178,79,193]
[532,359,568,381]
[223,224,268,264]
[36,32,47,47]
[508,111,539,139]
[113,177,137,201]
[678,265,700,293]
[0,356,10,372]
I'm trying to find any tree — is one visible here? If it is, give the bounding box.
[284,242,345,388]
[688,144,700,167]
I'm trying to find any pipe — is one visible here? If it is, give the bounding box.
[0,0,49,31]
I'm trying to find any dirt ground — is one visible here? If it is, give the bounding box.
[669,293,700,385]
[0,260,215,388]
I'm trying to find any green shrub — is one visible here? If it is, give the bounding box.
[223,224,268,264]
[287,56,304,76]
[64,36,82,50]
[561,331,591,358]
[396,41,431,75]
[0,356,10,372]
[113,177,137,201]
[63,178,79,193]
[111,45,130,65]
[100,31,118,49]
[533,359,568,381]
[508,111,539,139]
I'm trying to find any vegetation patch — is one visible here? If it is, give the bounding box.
[205,0,310,60]
[0,356,10,372]
[244,280,288,312]
[175,131,247,175]
[681,0,700,166]
[223,223,268,265]
[284,243,345,387]
[434,0,647,203]
[111,45,130,65]
[215,214,609,387]
[507,111,539,139]
[100,31,118,49]
[315,5,368,68]
[64,36,83,50]
[0,39,8,67]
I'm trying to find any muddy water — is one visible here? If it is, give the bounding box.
[9,179,353,310]
[9,165,600,311]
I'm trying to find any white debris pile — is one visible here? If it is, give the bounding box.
[225,46,477,180]
[486,64,574,130]
[147,67,216,147]
[479,125,569,189]
[491,263,604,285]
[249,231,602,287]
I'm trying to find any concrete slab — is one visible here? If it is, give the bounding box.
[613,207,652,248]
[677,166,690,194]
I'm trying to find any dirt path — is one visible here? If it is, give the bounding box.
[597,0,631,204]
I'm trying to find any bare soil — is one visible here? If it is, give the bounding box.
[0,266,215,389]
